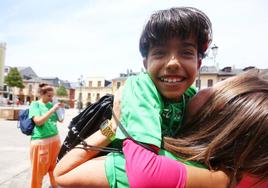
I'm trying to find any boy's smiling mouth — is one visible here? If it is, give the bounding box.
[159,76,185,83]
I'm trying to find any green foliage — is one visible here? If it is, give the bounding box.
[56,85,68,96]
[4,67,24,88]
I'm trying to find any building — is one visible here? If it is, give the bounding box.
[111,70,139,94]
[41,77,74,108]
[75,76,112,108]
[194,65,266,90]
[2,66,74,107]
[3,64,266,109]
[111,66,267,97]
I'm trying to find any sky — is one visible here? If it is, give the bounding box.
[0,0,267,82]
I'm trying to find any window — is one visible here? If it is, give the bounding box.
[87,93,91,99]
[207,79,213,87]
[195,79,201,89]
[201,66,208,72]
[88,81,92,87]
[97,81,101,87]
[29,85,32,92]
[96,93,100,100]
[117,82,121,89]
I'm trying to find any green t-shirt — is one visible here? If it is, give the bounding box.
[116,72,163,147]
[116,72,197,145]
[105,72,201,188]
[29,101,59,140]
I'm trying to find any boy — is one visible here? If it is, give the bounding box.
[106,6,212,187]
[54,7,213,187]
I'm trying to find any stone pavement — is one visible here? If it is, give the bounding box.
[0,108,78,188]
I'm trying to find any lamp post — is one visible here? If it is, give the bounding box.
[198,44,219,90]
[211,44,219,70]
[78,75,84,113]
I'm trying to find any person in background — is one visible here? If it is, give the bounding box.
[29,83,64,188]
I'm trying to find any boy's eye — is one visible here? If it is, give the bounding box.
[152,50,167,58]
[181,50,195,57]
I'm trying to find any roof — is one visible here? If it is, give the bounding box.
[199,66,256,76]
[200,66,218,74]
[17,66,38,80]
[40,77,71,88]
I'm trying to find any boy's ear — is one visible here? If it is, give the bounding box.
[143,58,148,69]
[197,59,202,69]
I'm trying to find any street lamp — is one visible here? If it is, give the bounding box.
[211,44,219,69]
[78,75,84,113]
[198,44,219,90]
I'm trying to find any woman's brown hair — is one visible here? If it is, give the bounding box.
[164,69,268,186]
[39,83,53,95]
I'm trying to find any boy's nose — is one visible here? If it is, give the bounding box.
[166,56,181,71]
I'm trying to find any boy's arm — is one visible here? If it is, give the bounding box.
[123,139,229,188]
[54,130,111,185]
[54,90,121,186]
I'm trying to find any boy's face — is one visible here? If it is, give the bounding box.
[144,37,200,101]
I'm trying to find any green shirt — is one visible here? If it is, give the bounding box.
[116,72,163,146]
[29,101,59,140]
[116,72,196,146]
[105,72,201,188]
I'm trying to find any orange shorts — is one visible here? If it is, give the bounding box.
[30,135,61,188]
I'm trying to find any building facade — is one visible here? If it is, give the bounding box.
[2,66,74,107]
[75,76,112,108]
[111,71,139,94]
[3,65,266,109]
[193,66,257,90]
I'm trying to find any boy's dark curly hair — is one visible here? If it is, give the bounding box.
[139,7,212,59]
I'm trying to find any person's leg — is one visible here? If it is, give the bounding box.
[56,156,109,188]
[30,143,49,188]
[48,138,61,188]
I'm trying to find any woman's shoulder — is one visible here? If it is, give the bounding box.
[29,100,42,108]
[30,100,38,106]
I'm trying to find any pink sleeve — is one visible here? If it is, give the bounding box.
[123,139,187,188]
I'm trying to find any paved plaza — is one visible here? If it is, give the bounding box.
[0,108,78,188]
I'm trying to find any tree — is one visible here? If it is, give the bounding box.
[56,85,68,97]
[4,67,24,105]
